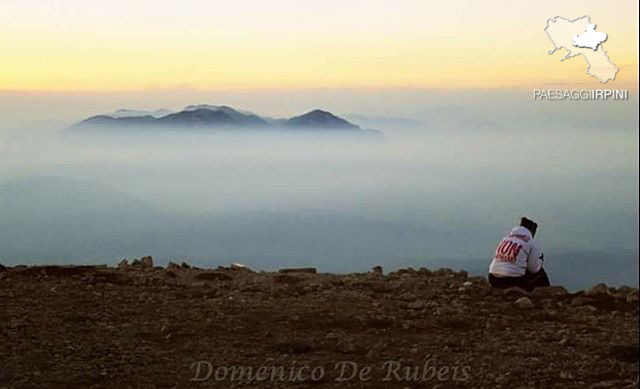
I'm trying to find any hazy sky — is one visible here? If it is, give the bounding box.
[1,0,637,91]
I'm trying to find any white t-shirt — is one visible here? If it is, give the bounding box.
[489,226,543,277]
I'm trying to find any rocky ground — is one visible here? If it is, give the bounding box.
[0,258,638,388]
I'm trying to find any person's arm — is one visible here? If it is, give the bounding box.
[527,240,544,273]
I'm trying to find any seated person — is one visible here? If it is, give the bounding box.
[488,217,550,292]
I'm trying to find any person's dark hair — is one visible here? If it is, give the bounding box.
[520,217,538,237]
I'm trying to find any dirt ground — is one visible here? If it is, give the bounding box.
[1,260,638,388]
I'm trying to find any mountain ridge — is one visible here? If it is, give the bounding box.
[73,105,371,132]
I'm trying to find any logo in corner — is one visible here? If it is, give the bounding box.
[544,15,618,83]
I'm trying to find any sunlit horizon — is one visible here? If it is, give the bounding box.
[1,0,637,91]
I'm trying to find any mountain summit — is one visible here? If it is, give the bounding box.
[158,107,268,127]
[285,110,360,130]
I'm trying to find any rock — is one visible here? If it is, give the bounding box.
[278,268,317,274]
[117,259,128,269]
[8,317,26,329]
[626,291,639,304]
[0,263,7,273]
[473,277,490,287]
[195,272,233,281]
[165,270,177,278]
[365,280,394,294]
[514,297,534,309]
[490,288,504,296]
[336,337,357,354]
[434,268,454,277]
[580,305,597,313]
[458,270,468,279]
[371,265,383,275]
[531,286,569,297]
[559,371,573,379]
[397,268,417,276]
[180,262,191,269]
[131,259,141,266]
[167,261,180,270]
[503,287,529,296]
[571,296,592,306]
[407,300,427,310]
[417,267,432,275]
[399,292,417,302]
[141,256,153,268]
[273,274,305,284]
[585,283,609,297]
[230,263,251,271]
[462,281,473,287]
[590,380,622,388]
[614,285,636,297]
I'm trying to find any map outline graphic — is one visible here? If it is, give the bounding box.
[544,15,618,83]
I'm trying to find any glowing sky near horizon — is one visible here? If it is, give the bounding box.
[0,0,637,91]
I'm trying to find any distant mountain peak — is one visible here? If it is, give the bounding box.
[184,104,230,111]
[183,104,254,116]
[308,109,330,115]
[285,110,360,130]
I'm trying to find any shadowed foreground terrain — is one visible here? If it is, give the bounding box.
[1,260,638,388]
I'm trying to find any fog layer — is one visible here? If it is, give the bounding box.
[1,91,637,290]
